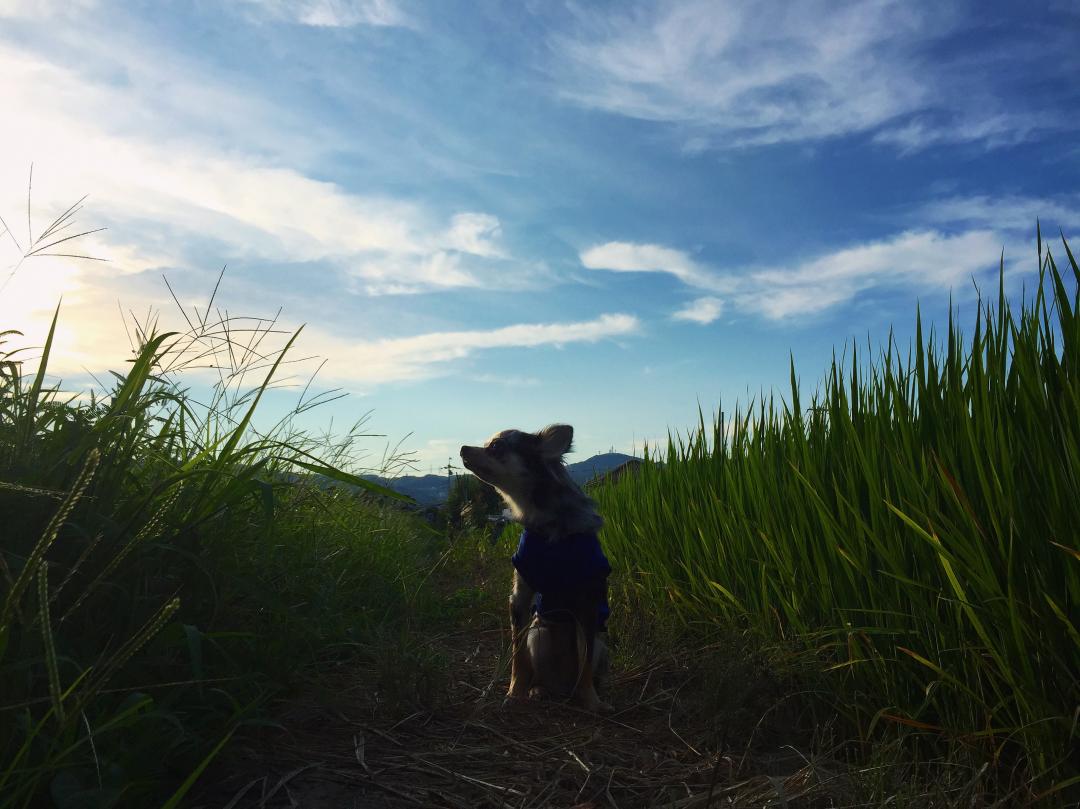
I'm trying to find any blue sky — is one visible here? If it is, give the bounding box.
[1,0,1078,472]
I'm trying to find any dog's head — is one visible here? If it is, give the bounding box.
[459,424,573,503]
[460,424,601,536]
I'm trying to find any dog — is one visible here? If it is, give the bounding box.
[460,424,613,713]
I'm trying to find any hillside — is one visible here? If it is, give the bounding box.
[364,451,639,504]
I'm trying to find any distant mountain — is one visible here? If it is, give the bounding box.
[360,473,451,506]
[362,452,639,505]
[566,452,638,485]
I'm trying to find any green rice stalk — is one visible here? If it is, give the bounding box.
[594,234,1080,788]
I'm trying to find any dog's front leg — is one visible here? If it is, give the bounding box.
[570,583,611,713]
[507,570,535,699]
[570,609,600,712]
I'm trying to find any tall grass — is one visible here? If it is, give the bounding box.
[594,232,1080,799]
[0,285,435,806]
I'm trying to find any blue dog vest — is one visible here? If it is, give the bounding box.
[511,529,611,630]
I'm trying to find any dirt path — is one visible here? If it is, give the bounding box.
[196,616,827,809]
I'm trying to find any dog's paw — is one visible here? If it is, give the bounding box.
[502,684,531,709]
[501,693,530,710]
[572,689,612,714]
[528,686,550,700]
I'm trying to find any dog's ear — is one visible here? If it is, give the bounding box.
[537,424,573,459]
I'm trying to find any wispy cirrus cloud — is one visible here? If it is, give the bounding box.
[551,0,1075,153]
[302,313,641,386]
[0,226,637,387]
[347,251,482,296]
[582,230,1005,320]
[442,213,504,259]
[583,192,1080,321]
[579,241,734,293]
[235,0,410,28]
[0,41,512,292]
[0,27,555,385]
[0,0,97,18]
[739,229,1000,318]
[872,114,1056,155]
[0,29,542,387]
[916,194,1080,237]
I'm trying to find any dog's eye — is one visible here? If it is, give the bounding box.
[488,440,506,457]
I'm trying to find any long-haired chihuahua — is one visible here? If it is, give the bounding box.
[460,424,612,713]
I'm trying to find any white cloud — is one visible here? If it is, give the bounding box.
[580,241,735,293]
[0,37,535,300]
[0,44,423,265]
[916,194,1080,237]
[740,229,1001,318]
[0,0,96,19]
[0,35,539,385]
[303,313,641,385]
[468,373,542,387]
[672,296,724,324]
[0,38,535,362]
[236,0,410,28]
[872,114,1051,154]
[552,0,1067,152]
[0,255,638,391]
[349,251,480,296]
[758,230,994,287]
[442,212,504,258]
[581,230,1005,320]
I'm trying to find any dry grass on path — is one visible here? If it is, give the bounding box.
[195,620,836,809]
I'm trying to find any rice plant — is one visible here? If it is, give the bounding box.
[594,231,1080,801]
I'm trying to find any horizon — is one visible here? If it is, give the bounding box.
[2,1,1079,473]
